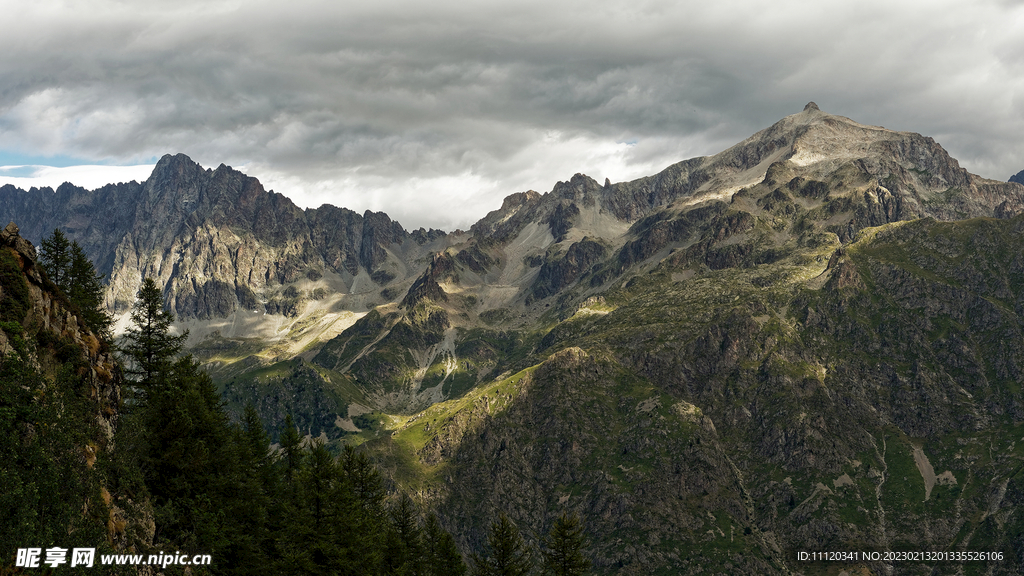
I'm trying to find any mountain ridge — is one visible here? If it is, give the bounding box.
[2,104,1022,329]
[6,104,1024,574]
[4,103,1024,416]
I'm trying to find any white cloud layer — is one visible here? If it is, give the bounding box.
[0,164,155,191]
[1,0,1022,229]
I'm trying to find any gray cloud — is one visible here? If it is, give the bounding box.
[1,0,1022,229]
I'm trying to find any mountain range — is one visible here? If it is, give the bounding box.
[5,102,1024,574]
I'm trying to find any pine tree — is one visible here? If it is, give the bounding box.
[339,444,387,515]
[39,228,71,292]
[38,230,111,336]
[290,440,346,575]
[280,413,304,480]
[337,444,387,573]
[471,514,534,576]
[67,241,111,335]
[141,355,238,554]
[540,513,590,576]
[122,277,187,388]
[240,404,276,476]
[119,276,245,561]
[304,440,337,531]
[383,494,424,576]
[424,513,467,576]
[222,405,278,576]
[275,438,388,576]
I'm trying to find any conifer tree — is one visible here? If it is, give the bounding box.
[39,228,71,291]
[304,440,337,531]
[339,444,387,515]
[240,404,277,483]
[337,445,387,572]
[383,494,424,576]
[122,277,187,388]
[222,405,277,576]
[294,440,347,575]
[424,512,467,576]
[120,279,250,567]
[68,240,111,335]
[275,438,389,576]
[540,513,590,576]
[141,355,238,555]
[280,413,304,480]
[471,514,534,576]
[38,230,111,335]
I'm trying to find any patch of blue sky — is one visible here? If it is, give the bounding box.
[0,151,160,169]
[0,166,40,177]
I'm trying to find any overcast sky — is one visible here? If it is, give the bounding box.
[1,0,1022,230]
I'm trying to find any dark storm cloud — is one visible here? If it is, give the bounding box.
[1,0,1022,229]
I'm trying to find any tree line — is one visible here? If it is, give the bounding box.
[2,229,593,576]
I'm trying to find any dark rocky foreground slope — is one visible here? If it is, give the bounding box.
[0,223,153,559]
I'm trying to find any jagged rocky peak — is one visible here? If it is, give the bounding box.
[675,102,1024,224]
[468,190,543,241]
[400,251,457,308]
[86,153,427,323]
[359,209,409,271]
[142,153,212,207]
[410,226,448,245]
[501,190,541,211]
[776,103,973,189]
[477,102,1023,261]
[606,103,1024,283]
[6,153,440,328]
[137,153,290,231]
[552,173,604,201]
[1010,169,1024,186]
[476,190,541,226]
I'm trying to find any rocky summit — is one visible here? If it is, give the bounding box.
[5,104,1024,574]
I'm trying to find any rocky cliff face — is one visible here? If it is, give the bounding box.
[0,154,449,325]
[1,221,153,556]
[0,222,120,410]
[101,154,439,319]
[0,181,144,277]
